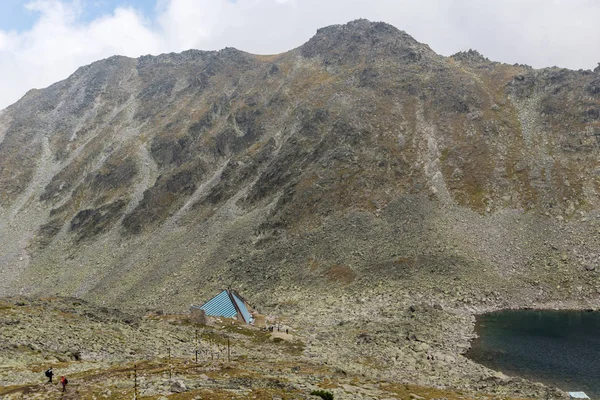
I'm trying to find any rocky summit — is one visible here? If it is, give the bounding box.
[1,18,600,398]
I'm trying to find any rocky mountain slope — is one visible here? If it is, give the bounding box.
[2,19,600,309]
[3,18,600,398]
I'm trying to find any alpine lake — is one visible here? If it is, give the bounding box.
[467,309,600,398]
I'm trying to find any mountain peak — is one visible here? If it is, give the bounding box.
[299,19,436,64]
[315,19,404,37]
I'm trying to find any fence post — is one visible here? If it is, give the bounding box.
[195,329,198,363]
[168,347,172,379]
[133,363,138,400]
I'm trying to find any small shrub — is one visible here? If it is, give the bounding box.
[310,390,334,400]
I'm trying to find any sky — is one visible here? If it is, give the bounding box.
[0,0,599,110]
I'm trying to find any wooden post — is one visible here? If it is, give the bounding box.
[168,347,172,379]
[227,337,231,362]
[195,329,199,363]
[133,363,138,400]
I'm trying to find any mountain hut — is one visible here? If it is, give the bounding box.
[191,289,253,324]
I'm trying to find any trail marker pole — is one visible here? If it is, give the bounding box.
[133,363,138,400]
[168,347,172,379]
[195,329,199,363]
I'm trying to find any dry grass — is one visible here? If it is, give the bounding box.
[325,265,357,285]
[0,300,12,310]
[381,382,532,400]
[1,352,543,400]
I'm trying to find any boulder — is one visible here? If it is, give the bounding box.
[584,263,595,271]
[170,380,187,393]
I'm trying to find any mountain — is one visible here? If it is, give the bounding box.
[1,19,600,311]
[3,18,600,398]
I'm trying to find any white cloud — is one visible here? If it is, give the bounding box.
[0,31,11,50]
[1,0,600,110]
[0,0,163,110]
[157,0,235,51]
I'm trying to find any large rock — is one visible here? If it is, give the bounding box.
[169,380,187,393]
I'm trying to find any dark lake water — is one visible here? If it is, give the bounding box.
[467,309,600,398]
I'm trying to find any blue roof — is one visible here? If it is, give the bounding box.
[232,292,252,323]
[194,290,253,323]
[199,290,237,319]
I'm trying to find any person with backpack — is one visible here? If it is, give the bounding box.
[60,376,68,392]
[44,367,53,383]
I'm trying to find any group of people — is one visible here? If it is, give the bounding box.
[44,368,68,392]
[266,325,289,334]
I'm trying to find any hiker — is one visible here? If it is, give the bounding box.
[60,376,68,392]
[44,367,53,383]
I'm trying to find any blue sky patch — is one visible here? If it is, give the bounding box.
[0,0,156,32]
[0,0,38,32]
